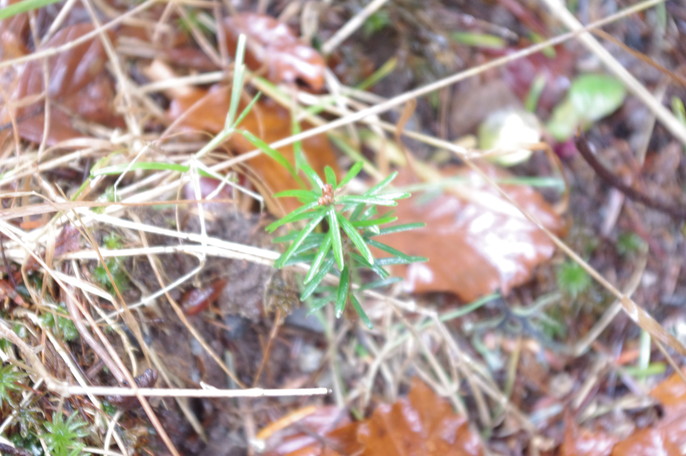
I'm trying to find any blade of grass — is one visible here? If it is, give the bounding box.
[0,0,61,20]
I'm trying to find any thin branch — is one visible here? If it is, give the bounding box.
[574,134,686,221]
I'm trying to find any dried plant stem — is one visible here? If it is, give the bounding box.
[575,135,686,221]
[540,0,686,146]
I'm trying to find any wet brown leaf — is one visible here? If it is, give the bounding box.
[223,13,326,91]
[608,370,686,456]
[382,164,565,302]
[559,414,617,456]
[264,379,483,456]
[3,23,123,145]
[167,85,338,215]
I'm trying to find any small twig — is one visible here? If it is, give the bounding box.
[574,134,686,221]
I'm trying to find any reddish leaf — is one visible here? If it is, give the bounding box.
[4,23,123,145]
[223,13,326,91]
[263,379,483,456]
[559,414,616,456]
[381,164,565,302]
[182,279,228,316]
[167,84,338,214]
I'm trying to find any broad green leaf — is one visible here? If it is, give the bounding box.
[327,207,344,271]
[301,258,335,300]
[569,74,626,123]
[338,213,374,265]
[338,161,364,188]
[304,235,333,284]
[275,212,325,268]
[335,266,350,317]
[350,294,372,329]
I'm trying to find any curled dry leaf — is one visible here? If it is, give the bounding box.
[1,23,123,145]
[165,81,338,214]
[223,13,326,91]
[263,378,483,456]
[382,164,565,302]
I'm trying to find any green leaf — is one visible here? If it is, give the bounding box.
[239,130,298,180]
[327,207,344,271]
[375,222,425,236]
[569,74,626,123]
[335,266,350,317]
[324,166,337,187]
[275,213,325,268]
[231,92,261,130]
[350,293,372,328]
[273,189,319,203]
[338,161,364,188]
[366,239,425,262]
[351,214,398,228]
[0,0,60,20]
[338,213,374,265]
[266,201,322,232]
[336,195,399,206]
[304,235,333,284]
[295,150,324,190]
[367,171,399,195]
[301,257,335,300]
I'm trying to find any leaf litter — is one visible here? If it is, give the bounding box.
[0,1,685,455]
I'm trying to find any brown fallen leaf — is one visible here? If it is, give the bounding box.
[559,414,617,456]
[2,23,123,145]
[263,378,483,456]
[223,13,326,91]
[609,370,686,456]
[381,164,565,302]
[165,81,338,215]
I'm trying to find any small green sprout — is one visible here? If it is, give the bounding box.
[41,304,79,342]
[267,152,425,327]
[0,364,25,408]
[556,261,591,298]
[42,413,89,456]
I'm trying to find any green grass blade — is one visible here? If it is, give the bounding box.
[338,213,374,265]
[239,130,297,179]
[0,0,60,20]
[231,91,261,129]
[275,212,325,268]
[335,266,350,317]
[225,34,247,128]
[91,161,194,177]
[327,207,344,271]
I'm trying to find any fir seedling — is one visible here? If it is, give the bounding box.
[42,413,89,456]
[266,152,425,327]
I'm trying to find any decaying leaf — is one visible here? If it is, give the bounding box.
[1,23,123,145]
[609,370,686,456]
[263,378,483,456]
[559,414,617,456]
[223,13,326,91]
[381,164,565,302]
[166,82,338,214]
